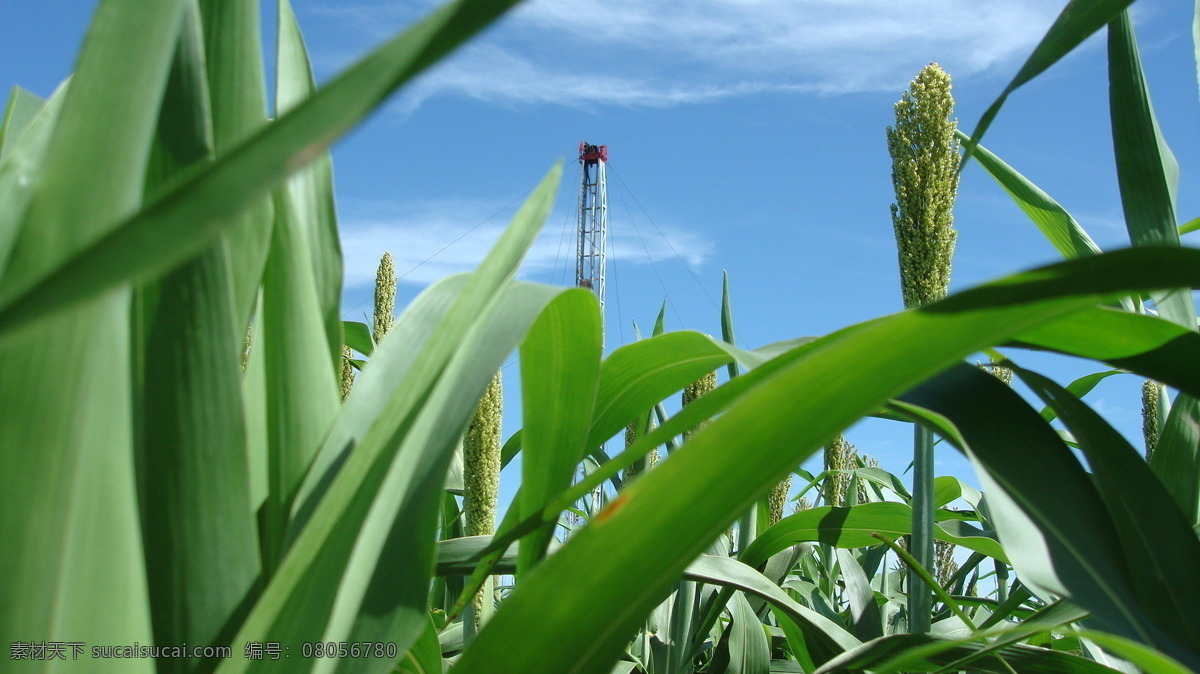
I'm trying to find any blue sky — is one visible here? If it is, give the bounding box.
[4,1,1198,496]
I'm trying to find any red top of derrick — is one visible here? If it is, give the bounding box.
[579,141,607,165]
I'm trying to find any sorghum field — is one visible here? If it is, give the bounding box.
[3,0,1200,672]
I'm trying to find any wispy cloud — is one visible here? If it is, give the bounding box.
[311,0,1064,109]
[338,199,712,287]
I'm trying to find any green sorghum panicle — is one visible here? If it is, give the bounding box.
[888,63,960,309]
[463,372,501,623]
[339,346,355,402]
[622,419,660,483]
[464,372,502,538]
[857,454,880,504]
[374,251,396,343]
[935,539,959,588]
[1143,379,1160,461]
[983,357,1013,386]
[768,474,791,527]
[682,371,718,441]
[622,421,638,483]
[241,324,253,373]
[793,496,811,515]
[823,433,856,507]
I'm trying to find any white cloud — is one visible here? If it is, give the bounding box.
[338,199,712,287]
[315,0,1064,108]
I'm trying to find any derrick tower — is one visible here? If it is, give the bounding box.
[576,141,608,338]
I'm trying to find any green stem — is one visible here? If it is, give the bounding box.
[995,559,1010,606]
[909,423,935,633]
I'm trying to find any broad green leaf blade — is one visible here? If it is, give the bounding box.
[0,0,187,667]
[1076,631,1196,674]
[1007,304,1200,520]
[395,614,442,674]
[0,81,67,280]
[293,277,471,527]
[725,591,771,674]
[277,0,343,367]
[198,0,273,327]
[1008,307,1200,399]
[957,130,1102,260]
[836,548,883,641]
[587,331,735,449]
[932,476,981,509]
[329,282,571,674]
[685,556,860,667]
[343,320,374,356]
[1108,11,1194,330]
[741,502,1006,566]
[1149,394,1200,524]
[814,632,1122,674]
[0,0,529,339]
[135,5,260,668]
[899,365,1197,667]
[0,86,44,159]
[518,288,602,575]
[964,0,1136,166]
[257,187,341,574]
[456,247,1200,674]
[1036,371,1123,422]
[1013,366,1200,653]
[218,164,560,674]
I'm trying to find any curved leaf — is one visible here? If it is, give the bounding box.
[457,247,1200,674]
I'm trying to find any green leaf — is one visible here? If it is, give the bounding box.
[1076,631,1197,674]
[0,86,44,159]
[1178,215,1200,236]
[899,365,1200,668]
[134,5,260,667]
[587,332,735,449]
[343,320,375,356]
[1035,370,1123,422]
[395,614,442,674]
[197,0,273,326]
[685,556,860,667]
[964,0,1136,166]
[742,502,1006,566]
[957,130,1102,260]
[0,0,529,339]
[1108,11,1195,330]
[721,270,740,381]
[1013,366,1200,654]
[837,548,884,641]
[933,476,981,509]
[456,247,1200,674]
[814,632,1123,674]
[256,186,341,574]
[219,163,562,674]
[1008,307,1200,398]
[725,592,772,674]
[0,80,67,280]
[518,288,602,576]
[1150,394,1200,524]
[277,0,343,367]
[0,0,188,666]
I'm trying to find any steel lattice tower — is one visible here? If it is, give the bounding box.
[576,142,608,337]
[575,142,609,525]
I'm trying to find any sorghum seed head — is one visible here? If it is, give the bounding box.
[374,252,396,343]
[888,63,960,309]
